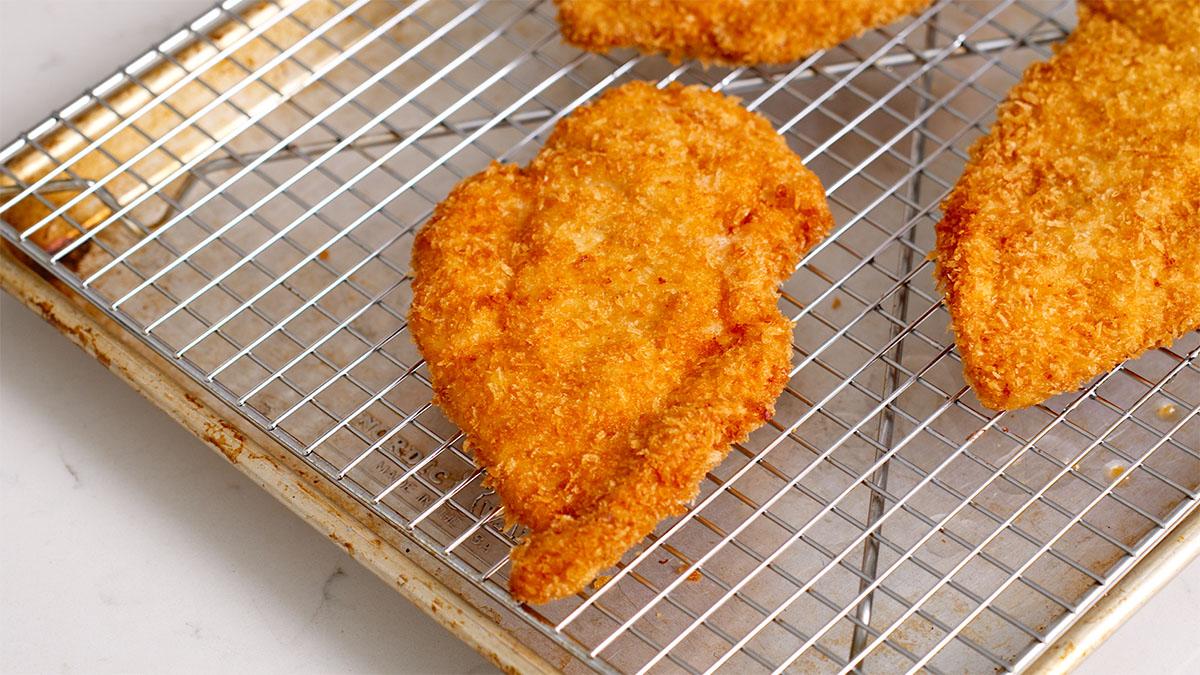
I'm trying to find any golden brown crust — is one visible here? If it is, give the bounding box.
[934,2,1200,411]
[408,81,832,603]
[553,0,933,66]
[1080,0,1200,50]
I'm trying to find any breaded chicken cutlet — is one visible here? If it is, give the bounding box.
[408,81,832,603]
[554,0,932,66]
[934,0,1200,411]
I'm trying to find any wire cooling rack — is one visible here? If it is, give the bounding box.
[2,0,1197,672]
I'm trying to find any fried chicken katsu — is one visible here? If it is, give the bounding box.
[408,81,832,603]
[554,0,932,66]
[1081,0,1200,50]
[934,0,1200,411]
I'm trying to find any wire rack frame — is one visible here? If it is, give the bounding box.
[1,0,1197,672]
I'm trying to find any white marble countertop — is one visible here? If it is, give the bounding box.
[1,2,1196,673]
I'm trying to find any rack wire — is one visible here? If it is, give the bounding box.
[2,0,1197,672]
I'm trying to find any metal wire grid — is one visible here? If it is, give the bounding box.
[1,0,1197,672]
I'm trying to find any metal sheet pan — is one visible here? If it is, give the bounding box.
[2,1,1197,672]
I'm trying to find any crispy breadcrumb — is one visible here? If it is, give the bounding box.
[408,82,832,603]
[934,2,1200,411]
[554,0,932,66]
[1080,0,1200,50]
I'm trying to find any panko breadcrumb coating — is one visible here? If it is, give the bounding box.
[408,81,832,603]
[1080,0,1200,50]
[934,1,1200,411]
[554,0,932,66]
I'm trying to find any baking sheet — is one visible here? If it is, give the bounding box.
[2,1,1197,672]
